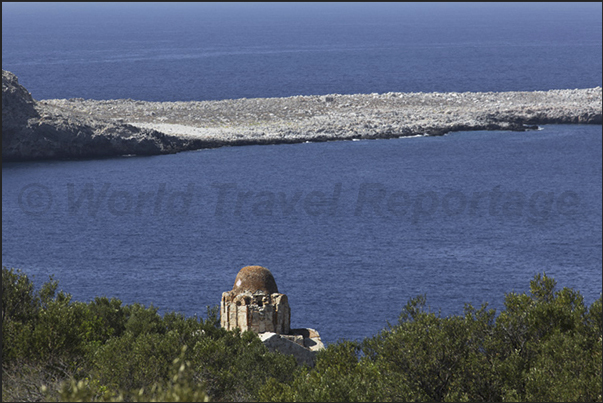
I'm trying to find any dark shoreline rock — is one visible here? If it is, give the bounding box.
[2,70,199,162]
[3,69,601,162]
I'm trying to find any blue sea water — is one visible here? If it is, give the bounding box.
[2,3,602,344]
[2,2,602,100]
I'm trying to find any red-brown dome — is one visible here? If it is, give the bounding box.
[232,265,279,295]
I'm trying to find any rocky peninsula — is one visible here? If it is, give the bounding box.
[3,69,601,162]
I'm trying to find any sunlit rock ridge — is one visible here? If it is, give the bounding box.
[3,69,601,162]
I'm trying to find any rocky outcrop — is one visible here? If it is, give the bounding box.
[2,70,197,162]
[2,70,39,152]
[4,69,601,162]
[43,87,602,151]
[260,328,325,367]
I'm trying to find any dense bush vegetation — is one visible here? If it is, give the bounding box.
[2,267,296,402]
[3,266,601,402]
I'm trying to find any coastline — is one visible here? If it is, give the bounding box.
[40,87,602,148]
[3,67,602,162]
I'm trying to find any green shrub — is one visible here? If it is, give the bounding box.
[2,267,59,364]
[53,347,209,402]
[190,328,297,401]
[261,273,602,402]
[3,267,601,402]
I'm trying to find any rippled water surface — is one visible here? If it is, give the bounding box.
[2,3,602,343]
[2,3,602,100]
[3,126,602,343]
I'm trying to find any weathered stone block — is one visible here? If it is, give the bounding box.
[260,332,318,367]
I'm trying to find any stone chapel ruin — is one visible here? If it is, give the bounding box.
[221,265,324,365]
[221,265,291,334]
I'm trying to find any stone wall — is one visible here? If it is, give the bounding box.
[221,290,290,334]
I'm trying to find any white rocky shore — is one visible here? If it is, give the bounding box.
[41,87,602,144]
[3,69,601,162]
